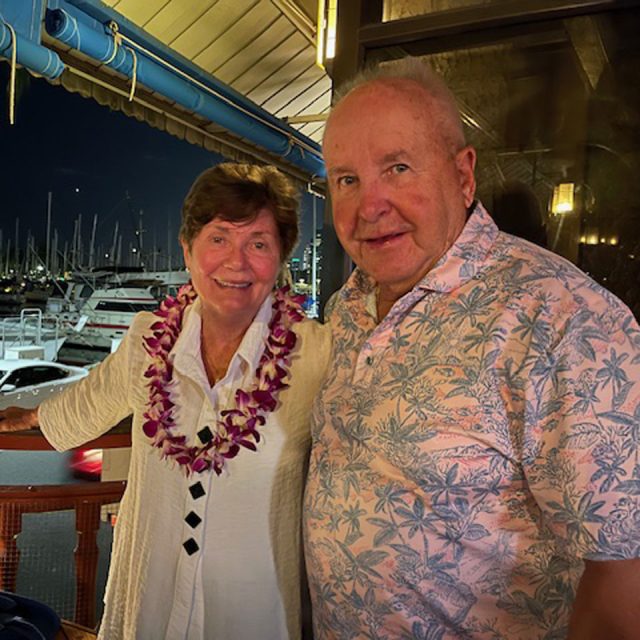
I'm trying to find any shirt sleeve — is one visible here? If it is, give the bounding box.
[521,303,640,561]
[38,312,153,451]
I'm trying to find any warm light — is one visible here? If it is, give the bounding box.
[551,183,575,214]
[609,237,618,246]
[586,234,599,245]
[600,238,606,244]
[326,0,337,59]
[316,0,325,67]
[316,0,337,68]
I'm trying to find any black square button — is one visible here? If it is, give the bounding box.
[183,538,199,556]
[189,482,205,500]
[185,511,202,529]
[197,426,213,444]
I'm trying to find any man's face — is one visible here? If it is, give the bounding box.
[324,79,476,301]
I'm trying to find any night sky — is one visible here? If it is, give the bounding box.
[0,66,321,270]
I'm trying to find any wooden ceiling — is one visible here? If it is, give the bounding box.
[100,0,330,144]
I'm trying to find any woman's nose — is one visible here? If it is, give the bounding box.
[224,244,248,270]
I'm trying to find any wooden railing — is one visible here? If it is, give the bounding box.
[0,422,131,628]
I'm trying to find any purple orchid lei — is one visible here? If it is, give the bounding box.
[141,282,306,475]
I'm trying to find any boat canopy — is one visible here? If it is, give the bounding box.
[0,0,328,184]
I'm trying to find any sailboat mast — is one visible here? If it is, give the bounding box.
[110,221,119,269]
[77,213,83,268]
[89,214,98,270]
[167,222,172,271]
[14,218,19,275]
[46,191,52,274]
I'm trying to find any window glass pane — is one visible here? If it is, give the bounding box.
[378,8,640,317]
[29,366,69,384]
[5,371,23,387]
[94,300,158,313]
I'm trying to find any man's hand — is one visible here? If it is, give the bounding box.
[0,406,39,432]
[568,558,640,639]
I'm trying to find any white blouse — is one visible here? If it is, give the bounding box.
[39,295,331,640]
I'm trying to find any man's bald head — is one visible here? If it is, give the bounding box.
[325,57,466,158]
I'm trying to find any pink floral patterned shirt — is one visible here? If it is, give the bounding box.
[304,203,640,639]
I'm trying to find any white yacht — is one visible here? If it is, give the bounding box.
[57,285,159,362]
[43,270,188,364]
[0,358,89,410]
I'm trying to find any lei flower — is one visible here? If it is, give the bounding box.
[141,283,306,475]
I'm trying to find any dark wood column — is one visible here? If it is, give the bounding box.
[319,0,384,318]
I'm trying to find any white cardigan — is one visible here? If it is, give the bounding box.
[39,297,331,640]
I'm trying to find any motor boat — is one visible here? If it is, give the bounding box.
[0,309,66,362]
[53,285,159,363]
[0,358,89,410]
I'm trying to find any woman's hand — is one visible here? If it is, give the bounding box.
[0,406,39,432]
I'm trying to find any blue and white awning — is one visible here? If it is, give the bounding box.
[0,0,329,182]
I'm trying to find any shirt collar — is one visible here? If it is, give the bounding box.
[171,294,273,382]
[418,201,498,292]
[340,201,499,302]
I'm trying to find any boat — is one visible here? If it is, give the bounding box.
[44,269,188,363]
[112,269,190,298]
[0,358,89,410]
[0,278,25,311]
[56,285,160,364]
[0,309,66,362]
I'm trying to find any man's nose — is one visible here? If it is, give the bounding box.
[357,181,390,222]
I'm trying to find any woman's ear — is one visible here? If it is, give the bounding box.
[180,239,191,272]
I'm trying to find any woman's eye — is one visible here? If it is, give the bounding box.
[337,175,357,187]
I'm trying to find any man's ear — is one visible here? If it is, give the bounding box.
[456,145,477,208]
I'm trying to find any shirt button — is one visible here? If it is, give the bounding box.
[365,356,373,366]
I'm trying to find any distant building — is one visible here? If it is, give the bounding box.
[289,231,322,317]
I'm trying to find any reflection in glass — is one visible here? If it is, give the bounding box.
[377,9,640,317]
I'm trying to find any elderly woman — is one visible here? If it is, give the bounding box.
[0,163,331,640]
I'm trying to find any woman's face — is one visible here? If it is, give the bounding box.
[182,208,282,329]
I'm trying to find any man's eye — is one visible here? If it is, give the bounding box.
[254,241,266,250]
[391,163,409,174]
[211,236,224,244]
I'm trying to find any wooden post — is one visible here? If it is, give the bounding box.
[74,501,102,628]
[0,504,23,592]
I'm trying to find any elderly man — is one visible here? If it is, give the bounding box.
[304,58,640,639]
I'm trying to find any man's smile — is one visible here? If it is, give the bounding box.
[361,231,409,247]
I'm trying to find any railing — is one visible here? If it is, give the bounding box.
[0,424,131,628]
[0,308,63,360]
